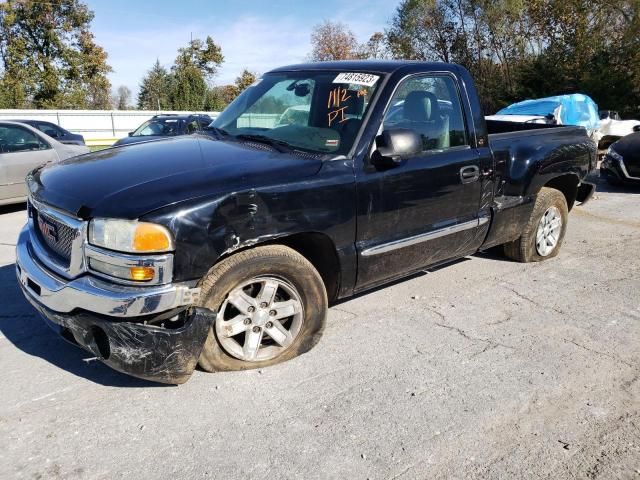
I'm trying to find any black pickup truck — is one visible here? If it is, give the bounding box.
[16,61,596,383]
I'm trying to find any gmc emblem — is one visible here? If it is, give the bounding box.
[38,216,58,243]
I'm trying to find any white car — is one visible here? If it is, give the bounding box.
[598,110,640,149]
[0,121,89,206]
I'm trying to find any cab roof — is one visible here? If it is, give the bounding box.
[267,60,458,76]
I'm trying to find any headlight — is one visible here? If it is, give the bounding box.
[606,146,623,162]
[89,219,175,253]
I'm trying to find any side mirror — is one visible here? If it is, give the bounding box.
[128,131,134,137]
[633,124,640,133]
[371,129,422,168]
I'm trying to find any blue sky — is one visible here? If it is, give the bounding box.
[85,0,401,98]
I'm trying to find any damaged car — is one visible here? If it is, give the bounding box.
[17,61,596,383]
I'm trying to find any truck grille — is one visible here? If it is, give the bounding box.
[32,207,77,266]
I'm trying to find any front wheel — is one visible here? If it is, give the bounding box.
[504,187,569,262]
[197,245,327,372]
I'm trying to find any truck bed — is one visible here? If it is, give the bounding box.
[486,118,568,136]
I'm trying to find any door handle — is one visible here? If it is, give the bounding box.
[460,165,480,184]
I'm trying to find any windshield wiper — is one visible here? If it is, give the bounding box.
[233,134,294,153]
[204,126,230,139]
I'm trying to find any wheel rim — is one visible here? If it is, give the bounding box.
[535,206,562,257]
[215,276,304,362]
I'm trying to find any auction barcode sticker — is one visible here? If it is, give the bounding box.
[333,72,379,87]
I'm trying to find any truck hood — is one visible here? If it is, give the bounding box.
[29,135,323,219]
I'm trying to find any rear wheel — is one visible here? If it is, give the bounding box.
[504,187,568,262]
[197,245,327,372]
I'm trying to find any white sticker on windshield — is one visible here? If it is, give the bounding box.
[333,72,379,87]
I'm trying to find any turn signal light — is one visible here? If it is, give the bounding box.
[129,266,155,281]
[133,223,172,252]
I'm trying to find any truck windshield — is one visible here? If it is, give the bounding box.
[212,71,383,155]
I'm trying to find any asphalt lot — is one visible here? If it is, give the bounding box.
[0,173,639,480]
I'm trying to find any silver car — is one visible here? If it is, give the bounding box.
[0,121,89,206]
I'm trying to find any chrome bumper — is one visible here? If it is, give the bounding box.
[16,225,200,318]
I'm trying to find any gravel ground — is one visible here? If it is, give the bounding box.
[0,174,638,480]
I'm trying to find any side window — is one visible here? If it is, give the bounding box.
[0,126,50,153]
[186,120,199,134]
[38,123,62,138]
[383,75,468,152]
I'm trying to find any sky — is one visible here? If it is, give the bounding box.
[85,0,401,99]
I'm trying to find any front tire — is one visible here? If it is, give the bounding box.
[504,187,568,262]
[197,245,327,372]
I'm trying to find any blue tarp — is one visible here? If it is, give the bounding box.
[496,94,600,131]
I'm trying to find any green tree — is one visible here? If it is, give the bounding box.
[168,36,224,110]
[0,0,112,109]
[169,64,208,110]
[235,69,257,94]
[175,36,224,77]
[203,86,228,111]
[138,60,171,110]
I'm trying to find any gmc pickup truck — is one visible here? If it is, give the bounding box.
[16,61,596,383]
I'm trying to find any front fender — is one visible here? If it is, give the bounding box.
[143,159,357,285]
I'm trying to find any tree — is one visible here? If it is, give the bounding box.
[138,60,171,110]
[235,69,257,94]
[358,32,390,59]
[385,0,640,117]
[113,85,131,110]
[0,0,112,109]
[309,21,360,61]
[169,36,224,110]
[204,86,228,111]
[175,36,224,77]
[169,65,208,110]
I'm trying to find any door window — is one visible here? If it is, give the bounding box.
[186,120,199,134]
[37,123,63,138]
[0,125,50,153]
[383,75,468,152]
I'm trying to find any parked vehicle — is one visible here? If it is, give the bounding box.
[600,125,640,185]
[12,119,85,146]
[113,114,212,146]
[487,94,600,141]
[597,110,640,150]
[600,110,621,121]
[16,61,596,383]
[0,121,89,206]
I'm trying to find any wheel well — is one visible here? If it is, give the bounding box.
[544,175,579,211]
[271,232,341,302]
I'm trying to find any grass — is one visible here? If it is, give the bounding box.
[89,145,111,152]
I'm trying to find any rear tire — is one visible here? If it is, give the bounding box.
[503,187,568,263]
[197,245,327,372]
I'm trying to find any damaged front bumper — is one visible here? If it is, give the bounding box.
[16,226,214,384]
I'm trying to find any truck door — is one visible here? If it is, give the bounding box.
[355,73,489,290]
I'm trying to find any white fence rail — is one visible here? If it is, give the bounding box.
[0,109,220,146]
